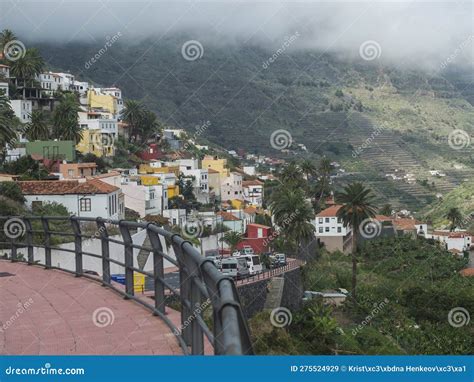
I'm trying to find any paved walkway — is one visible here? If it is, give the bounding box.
[0,261,182,355]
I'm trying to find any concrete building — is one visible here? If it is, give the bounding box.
[59,162,98,179]
[120,181,168,218]
[221,172,243,201]
[10,99,32,124]
[242,180,264,206]
[26,140,76,161]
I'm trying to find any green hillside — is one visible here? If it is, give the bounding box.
[34,36,474,211]
[422,181,474,230]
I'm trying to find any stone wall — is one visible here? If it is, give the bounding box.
[280,268,304,312]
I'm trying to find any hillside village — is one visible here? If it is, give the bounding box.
[0,31,473,279]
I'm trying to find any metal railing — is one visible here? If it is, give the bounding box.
[0,216,253,355]
[235,259,304,286]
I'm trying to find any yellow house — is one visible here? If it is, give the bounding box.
[202,156,229,179]
[230,199,245,210]
[139,174,180,198]
[87,89,118,115]
[138,164,180,177]
[167,184,180,198]
[76,129,114,157]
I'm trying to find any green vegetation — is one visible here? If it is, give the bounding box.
[251,237,473,355]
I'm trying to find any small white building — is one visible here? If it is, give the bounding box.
[428,230,473,253]
[10,99,32,124]
[162,209,187,228]
[19,179,124,219]
[120,181,168,218]
[243,166,256,176]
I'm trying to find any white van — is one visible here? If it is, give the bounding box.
[241,254,262,275]
[221,257,250,279]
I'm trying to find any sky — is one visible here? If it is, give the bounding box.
[1,0,473,69]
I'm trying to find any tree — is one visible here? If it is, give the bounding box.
[316,157,334,201]
[120,100,144,142]
[0,29,17,54]
[270,186,315,257]
[9,48,44,92]
[0,181,25,203]
[279,161,306,189]
[379,203,392,216]
[25,110,50,141]
[336,182,377,301]
[52,93,82,142]
[445,208,463,232]
[220,231,243,252]
[300,159,316,180]
[0,93,19,152]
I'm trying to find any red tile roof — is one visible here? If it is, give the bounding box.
[393,218,421,231]
[18,179,119,195]
[216,211,240,221]
[460,268,474,277]
[242,180,263,187]
[316,205,342,217]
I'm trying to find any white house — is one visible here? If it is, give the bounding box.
[242,180,264,206]
[120,181,168,218]
[313,205,352,253]
[78,110,118,136]
[428,230,473,253]
[19,179,124,219]
[10,100,32,124]
[221,172,243,200]
[162,209,187,228]
[243,166,256,176]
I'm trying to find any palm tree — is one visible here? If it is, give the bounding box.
[120,100,144,142]
[9,48,44,93]
[445,207,463,232]
[220,231,243,253]
[0,29,17,59]
[270,186,315,257]
[25,110,50,141]
[52,93,82,142]
[379,203,392,216]
[279,161,305,188]
[336,182,377,301]
[317,157,334,200]
[0,93,20,160]
[300,159,316,180]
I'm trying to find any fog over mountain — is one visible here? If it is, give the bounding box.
[1,0,472,70]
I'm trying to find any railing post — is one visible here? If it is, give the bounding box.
[70,217,83,277]
[147,225,165,315]
[119,221,134,298]
[191,281,204,355]
[97,218,110,286]
[41,217,51,269]
[24,218,34,265]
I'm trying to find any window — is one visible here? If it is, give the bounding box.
[337,227,342,233]
[319,227,323,233]
[325,218,330,223]
[318,218,323,224]
[68,169,74,177]
[325,227,330,232]
[80,198,91,212]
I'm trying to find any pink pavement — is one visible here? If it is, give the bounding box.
[0,261,182,355]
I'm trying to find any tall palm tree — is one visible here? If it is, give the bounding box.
[336,182,377,301]
[445,207,463,232]
[0,93,20,156]
[300,159,316,180]
[52,93,82,143]
[9,48,44,92]
[0,29,17,59]
[25,110,50,141]
[279,161,305,188]
[317,157,334,201]
[271,186,315,257]
[120,100,144,142]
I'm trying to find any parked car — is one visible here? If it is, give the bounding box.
[221,257,250,279]
[240,254,263,275]
[274,253,287,266]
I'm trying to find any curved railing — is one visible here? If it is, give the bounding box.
[0,216,253,355]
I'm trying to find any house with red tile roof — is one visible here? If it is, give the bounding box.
[313,205,352,253]
[428,230,473,253]
[18,179,124,219]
